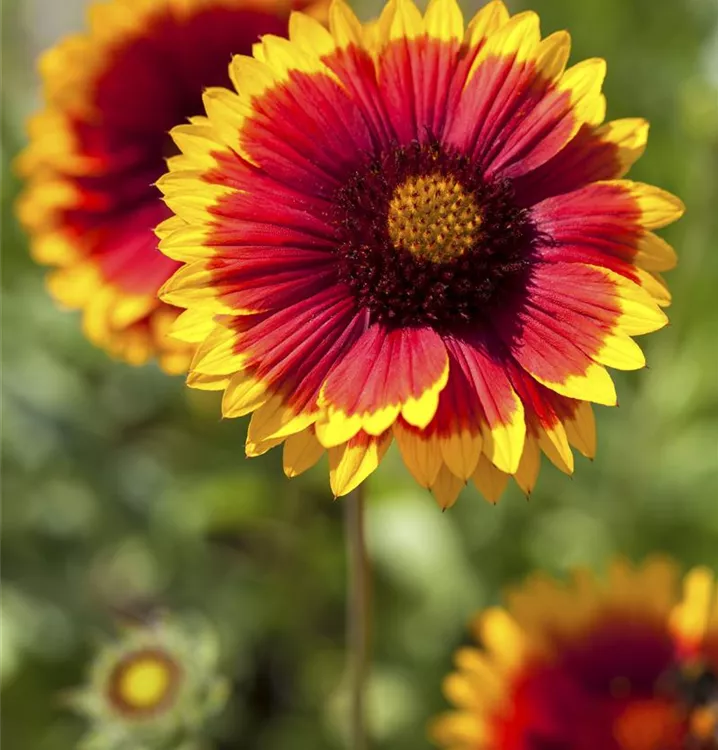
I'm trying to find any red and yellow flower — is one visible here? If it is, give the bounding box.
[432,560,718,750]
[17,0,325,373]
[156,0,683,503]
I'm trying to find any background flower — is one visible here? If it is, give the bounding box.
[157,0,681,506]
[432,559,718,750]
[69,615,228,750]
[16,0,326,373]
[3,0,717,747]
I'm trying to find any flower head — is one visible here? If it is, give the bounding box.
[432,560,718,750]
[70,616,228,750]
[157,0,683,504]
[17,0,325,373]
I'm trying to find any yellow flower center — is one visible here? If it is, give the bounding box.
[109,649,179,715]
[387,173,481,263]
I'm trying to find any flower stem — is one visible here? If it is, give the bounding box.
[345,483,370,750]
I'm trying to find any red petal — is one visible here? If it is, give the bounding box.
[446,55,574,179]
[207,248,337,313]
[318,324,448,443]
[532,181,647,282]
[513,124,627,205]
[377,37,464,143]
[231,286,367,412]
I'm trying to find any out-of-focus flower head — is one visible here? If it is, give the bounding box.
[432,559,718,750]
[155,0,682,507]
[16,0,326,373]
[70,615,229,750]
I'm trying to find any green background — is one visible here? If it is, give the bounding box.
[2,0,717,747]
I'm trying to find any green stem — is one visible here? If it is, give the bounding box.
[346,483,370,750]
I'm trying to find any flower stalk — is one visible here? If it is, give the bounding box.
[345,483,370,750]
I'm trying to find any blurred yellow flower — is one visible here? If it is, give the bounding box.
[432,559,718,750]
[70,615,228,750]
[16,0,326,373]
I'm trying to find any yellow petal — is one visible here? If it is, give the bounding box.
[159,224,212,263]
[587,93,607,126]
[590,265,669,336]
[46,264,100,308]
[557,58,606,132]
[537,422,574,475]
[563,401,596,459]
[189,323,245,376]
[430,464,465,510]
[627,182,686,229]
[201,86,249,155]
[453,647,505,703]
[424,0,463,42]
[315,409,364,448]
[632,556,680,617]
[247,393,317,443]
[363,404,402,436]
[533,30,571,82]
[186,372,231,391]
[401,359,449,429]
[441,672,481,709]
[439,428,482,480]
[288,10,336,58]
[635,268,672,308]
[480,395,525,475]
[169,307,216,344]
[328,0,365,48]
[530,361,617,407]
[329,432,391,497]
[389,0,424,41]
[477,608,527,671]
[465,0,509,49]
[634,231,678,272]
[221,371,269,418]
[261,33,336,84]
[155,214,186,241]
[160,178,232,226]
[470,11,540,82]
[671,567,716,646]
[393,422,442,487]
[170,123,222,171]
[472,454,509,504]
[594,118,649,178]
[228,56,276,103]
[283,429,325,478]
[513,435,541,495]
[246,436,284,457]
[29,232,79,265]
[159,261,236,314]
[592,331,646,371]
[430,712,488,746]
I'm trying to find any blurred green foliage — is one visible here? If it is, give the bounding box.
[2,0,718,748]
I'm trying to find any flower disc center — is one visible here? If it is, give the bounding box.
[334,142,537,329]
[387,173,481,264]
[108,649,180,716]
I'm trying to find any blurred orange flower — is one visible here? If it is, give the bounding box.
[432,559,718,750]
[17,0,325,373]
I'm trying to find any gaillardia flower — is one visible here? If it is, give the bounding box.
[70,616,228,750]
[157,0,683,504]
[17,0,325,373]
[432,560,718,750]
